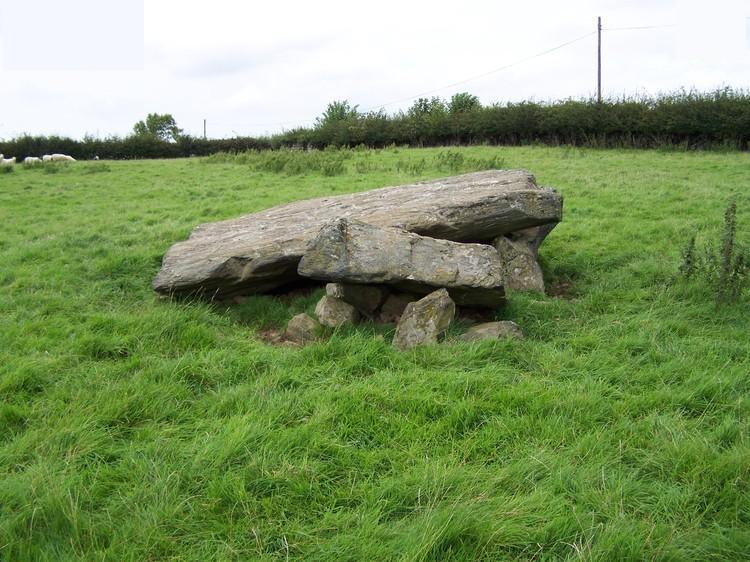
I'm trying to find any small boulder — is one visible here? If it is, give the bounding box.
[378,293,416,323]
[493,236,545,293]
[326,283,387,316]
[315,295,360,328]
[393,289,455,350]
[460,321,524,342]
[284,313,322,345]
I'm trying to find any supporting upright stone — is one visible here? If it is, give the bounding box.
[505,223,557,258]
[378,293,416,323]
[393,289,455,350]
[314,295,359,328]
[493,236,545,293]
[284,313,322,345]
[325,283,388,317]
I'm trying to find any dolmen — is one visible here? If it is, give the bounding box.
[153,170,563,349]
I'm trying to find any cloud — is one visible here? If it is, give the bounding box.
[167,36,332,79]
[0,0,144,71]
[0,0,747,139]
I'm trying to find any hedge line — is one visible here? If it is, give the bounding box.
[2,89,748,159]
[0,135,274,161]
[279,89,750,150]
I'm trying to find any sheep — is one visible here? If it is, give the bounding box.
[24,156,42,165]
[40,154,75,163]
[50,154,76,162]
[0,157,16,166]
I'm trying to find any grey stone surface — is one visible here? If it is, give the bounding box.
[378,293,416,323]
[325,283,387,316]
[506,223,557,258]
[153,170,562,298]
[284,313,322,344]
[459,321,524,342]
[314,295,360,328]
[493,236,545,293]
[393,289,455,350]
[299,219,506,307]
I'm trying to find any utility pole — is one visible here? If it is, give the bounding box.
[597,16,602,104]
[203,119,207,140]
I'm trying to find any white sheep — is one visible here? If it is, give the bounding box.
[50,154,76,162]
[24,156,42,165]
[42,154,53,162]
[0,157,16,166]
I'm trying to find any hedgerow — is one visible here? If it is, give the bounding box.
[2,88,748,159]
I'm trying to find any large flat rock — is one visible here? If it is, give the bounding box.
[153,170,562,298]
[298,219,506,307]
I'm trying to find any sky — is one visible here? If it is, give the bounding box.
[0,0,748,140]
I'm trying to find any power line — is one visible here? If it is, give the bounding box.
[603,24,675,31]
[597,21,675,103]
[597,17,602,104]
[209,116,316,129]
[360,30,597,112]
[223,22,673,132]
[222,29,598,130]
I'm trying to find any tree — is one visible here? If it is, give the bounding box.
[449,92,482,114]
[408,97,447,117]
[316,101,359,127]
[133,113,183,142]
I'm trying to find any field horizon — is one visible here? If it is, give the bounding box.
[1,146,749,560]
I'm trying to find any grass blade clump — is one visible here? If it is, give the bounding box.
[675,201,750,305]
[204,148,350,176]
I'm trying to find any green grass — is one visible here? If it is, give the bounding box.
[1,147,749,560]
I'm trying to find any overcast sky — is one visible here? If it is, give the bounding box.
[0,0,748,140]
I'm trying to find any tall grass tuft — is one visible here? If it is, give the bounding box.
[81,163,112,174]
[676,201,750,304]
[204,148,350,176]
[434,150,504,172]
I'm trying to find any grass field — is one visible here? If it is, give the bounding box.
[1,147,749,560]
